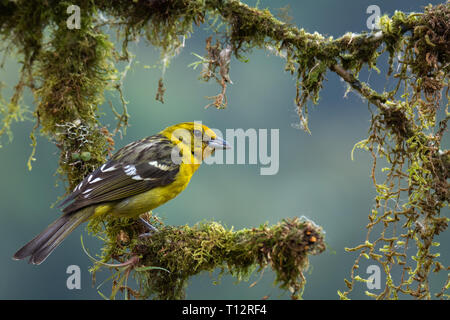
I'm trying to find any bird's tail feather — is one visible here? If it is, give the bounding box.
[13,207,93,265]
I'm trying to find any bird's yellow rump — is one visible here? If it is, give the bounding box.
[13,122,230,265]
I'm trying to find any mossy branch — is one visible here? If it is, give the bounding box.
[88,216,325,300]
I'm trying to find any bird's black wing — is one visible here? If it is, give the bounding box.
[59,135,180,214]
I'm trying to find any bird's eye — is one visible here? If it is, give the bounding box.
[178,136,183,142]
[193,130,202,137]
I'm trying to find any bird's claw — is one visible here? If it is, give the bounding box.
[139,217,158,238]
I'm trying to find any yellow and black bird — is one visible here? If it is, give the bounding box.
[13,122,230,265]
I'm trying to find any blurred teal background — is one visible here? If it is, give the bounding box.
[0,0,448,299]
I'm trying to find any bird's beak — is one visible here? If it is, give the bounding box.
[208,136,231,150]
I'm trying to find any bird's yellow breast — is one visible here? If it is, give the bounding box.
[97,162,200,218]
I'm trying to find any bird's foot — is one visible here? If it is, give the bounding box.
[139,217,158,238]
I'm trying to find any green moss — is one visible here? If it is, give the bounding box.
[88,215,325,300]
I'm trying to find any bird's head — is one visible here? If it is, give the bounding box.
[161,122,231,163]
